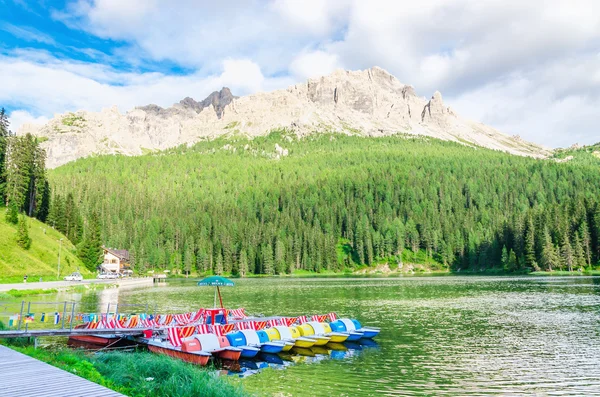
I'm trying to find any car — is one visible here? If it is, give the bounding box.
[64,272,83,282]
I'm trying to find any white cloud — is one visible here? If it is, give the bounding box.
[0,22,56,44]
[0,51,293,129]
[9,110,50,132]
[4,0,600,146]
[269,0,350,36]
[289,50,341,80]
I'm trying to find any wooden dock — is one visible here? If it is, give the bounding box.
[0,345,126,397]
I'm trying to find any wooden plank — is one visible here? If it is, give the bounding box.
[0,345,125,397]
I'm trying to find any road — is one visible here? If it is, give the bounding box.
[0,277,154,292]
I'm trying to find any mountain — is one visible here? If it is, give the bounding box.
[19,67,548,168]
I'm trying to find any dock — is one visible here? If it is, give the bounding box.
[0,345,125,396]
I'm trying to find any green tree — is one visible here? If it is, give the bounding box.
[238,249,248,277]
[78,211,103,272]
[214,251,223,275]
[0,107,9,201]
[262,243,274,275]
[275,238,286,274]
[540,228,559,271]
[524,217,537,269]
[560,231,574,272]
[508,249,518,272]
[573,232,586,272]
[501,245,509,271]
[16,214,31,250]
[5,198,18,224]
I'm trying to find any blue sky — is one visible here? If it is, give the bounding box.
[1,0,600,147]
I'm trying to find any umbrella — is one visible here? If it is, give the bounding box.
[197,276,234,308]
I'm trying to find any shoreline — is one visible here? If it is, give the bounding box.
[0,277,154,292]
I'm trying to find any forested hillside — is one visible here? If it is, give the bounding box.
[48,132,600,275]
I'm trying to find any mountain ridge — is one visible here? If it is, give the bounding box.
[19,66,550,168]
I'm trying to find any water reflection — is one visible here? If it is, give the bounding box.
[9,276,600,396]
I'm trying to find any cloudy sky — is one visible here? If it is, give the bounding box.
[1,0,599,147]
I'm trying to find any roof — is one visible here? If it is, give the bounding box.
[102,246,130,261]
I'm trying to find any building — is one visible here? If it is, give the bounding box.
[101,246,131,273]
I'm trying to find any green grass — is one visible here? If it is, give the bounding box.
[9,344,248,397]
[0,207,89,283]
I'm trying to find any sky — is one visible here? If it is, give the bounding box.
[1,0,599,148]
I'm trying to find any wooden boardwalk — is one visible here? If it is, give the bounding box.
[0,345,126,397]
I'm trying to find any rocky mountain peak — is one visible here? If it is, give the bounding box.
[19,67,550,168]
[185,87,237,119]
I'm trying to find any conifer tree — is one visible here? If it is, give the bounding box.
[214,251,223,275]
[0,107,9,201]
[524,217,536,269]
[501,245,509,271]
[5,198,18,224]
[78,211,103,271]
[262,243,274,275]
[573,232,586,272]
[508,249,518,271]
[579,221,592,267]
[238,249,248,277]
[16,214,31,250]
[540,228,559,271]
[184,244,194,276]
[275,239,285,274]
[560,231,574,272]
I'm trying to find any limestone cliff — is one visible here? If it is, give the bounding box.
[19,67,549,168]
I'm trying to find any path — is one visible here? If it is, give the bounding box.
[0,277,153,292]
[0,345,126,397]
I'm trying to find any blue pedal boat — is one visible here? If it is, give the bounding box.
[330,318,380,339]
[225,331,261,358]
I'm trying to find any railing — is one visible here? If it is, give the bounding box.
[0,300,156,338]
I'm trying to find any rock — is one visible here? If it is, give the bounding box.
[275,143,289,157]
[21,67,550,168]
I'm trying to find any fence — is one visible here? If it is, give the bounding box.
[0,300,157,334]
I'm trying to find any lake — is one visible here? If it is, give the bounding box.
[8,276,600,396]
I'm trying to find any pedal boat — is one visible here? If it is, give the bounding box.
[330,318,380,339]
[228,329,286,354]
[266,326,316,348]
[146,339,211,366]
[192,333,243,361]
[225,331,261,358]
[309,321,349,343]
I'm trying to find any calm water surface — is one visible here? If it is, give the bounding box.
[12,276,600,396]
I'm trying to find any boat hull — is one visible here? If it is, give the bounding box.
[281,342,294,352]
[215,348,242,361]
[309,336,330,346]
[328,333,349,343]
[67,334,137,349]
[346,332,363,341]
[148,344,210,366]
[260,342,285,354]
[240,346,260,358]
[294,338,316,348]
[360,328,380,339]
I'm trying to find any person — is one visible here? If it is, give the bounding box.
[23,274,28,283]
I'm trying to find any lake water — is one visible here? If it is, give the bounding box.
[9,276,600,396]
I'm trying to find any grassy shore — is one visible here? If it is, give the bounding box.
[11,347,248,397]
[0,323,247,397]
